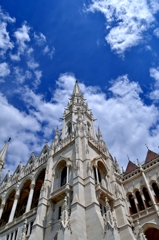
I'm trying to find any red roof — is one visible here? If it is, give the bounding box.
[125,161,138,174]
[145,149,159,163]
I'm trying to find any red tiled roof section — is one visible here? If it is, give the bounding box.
[145,149,159,163]
[125,161,138,174]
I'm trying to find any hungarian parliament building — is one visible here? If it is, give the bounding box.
[0,81,159,240]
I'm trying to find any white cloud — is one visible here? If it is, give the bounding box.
[154,28,159,38]
[34,32,46,46]
[0,6,15,23]
[86,0,159,55]
[43,45,55,59]
[149,66,159,100]
[14,23,30,55]
[0,22,14,55]
[0,62,10,79]
[27,60,39,69]
[0,92,41,174]
[150,67,159,83]
[33,70,42,89]
[14,67,32,84]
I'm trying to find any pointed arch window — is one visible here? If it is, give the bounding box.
[93,166,101,185]
[135,191,145,211]
[142,187,152,207]
[152,182,159,202]
[128,194,137,215]
[61,166,67,186]
[67,122,72,135]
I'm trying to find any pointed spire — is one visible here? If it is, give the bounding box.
[54,126,59,140]
[72,80,82,96]
[137,158,141,167]
[0,138,11,179]
[98,126,102,137]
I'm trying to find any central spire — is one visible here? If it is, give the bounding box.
[72,80,82,96]
[60,80,96,140]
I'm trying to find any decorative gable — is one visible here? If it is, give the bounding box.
[125,161,138,174]
[145,149,159,163]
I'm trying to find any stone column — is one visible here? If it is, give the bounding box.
[12,231,15,240]
[51,173,55,192]
[0,203,5,219]
[25,184,35,213]
[66,165,69,183]
[95,166,99,184]
[133,194,139,212]
[140,191,147,209]
[8,194,19,223]
[141,168,158,213]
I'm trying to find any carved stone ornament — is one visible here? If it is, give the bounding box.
[59,197,72,233]
[135,220,147,240]
[18,219,27,240]
[103,197,119,238]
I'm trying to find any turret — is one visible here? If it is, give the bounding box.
[0,138,11,180]
[61,80,96,139]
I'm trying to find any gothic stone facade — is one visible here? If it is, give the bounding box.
[0,82,159,240]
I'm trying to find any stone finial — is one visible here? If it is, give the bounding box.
[137,158,141,167]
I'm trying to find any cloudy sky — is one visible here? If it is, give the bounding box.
[0,0,159,176]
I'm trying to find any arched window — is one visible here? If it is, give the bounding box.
[98,168,101,183]
[128,194,137,215]
[135,191,145,211]
[0,190,16,227]
[93,167,101,185]
[31,169,45,209]
[145,228,159,240]
[14,180,31,219]
[143,187,152,207]
[67,123,72,135]
[152,182,159,202]
[61,166,67,186]
[93,167,97,184]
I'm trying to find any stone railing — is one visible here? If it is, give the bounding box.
[53,132,75,154]
[0,153,48,194]
[88,136,108,156]
[131,206,154,220]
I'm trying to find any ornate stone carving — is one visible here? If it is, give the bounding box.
[18,219,27,240]
[134,220,147,240]
[59,197,72,233]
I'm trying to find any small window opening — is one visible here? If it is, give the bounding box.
[68,123,72,135]
[61,166,67,186]
[58,206,62,219]
[136,191,145,211]
[129,194,137,215]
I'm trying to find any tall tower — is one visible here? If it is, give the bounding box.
[30,81,135,240]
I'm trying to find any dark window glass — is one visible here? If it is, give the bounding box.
[61,166,67,186]
[58,206,62,219]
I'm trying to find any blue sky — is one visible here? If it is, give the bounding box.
[1,0,159,176]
